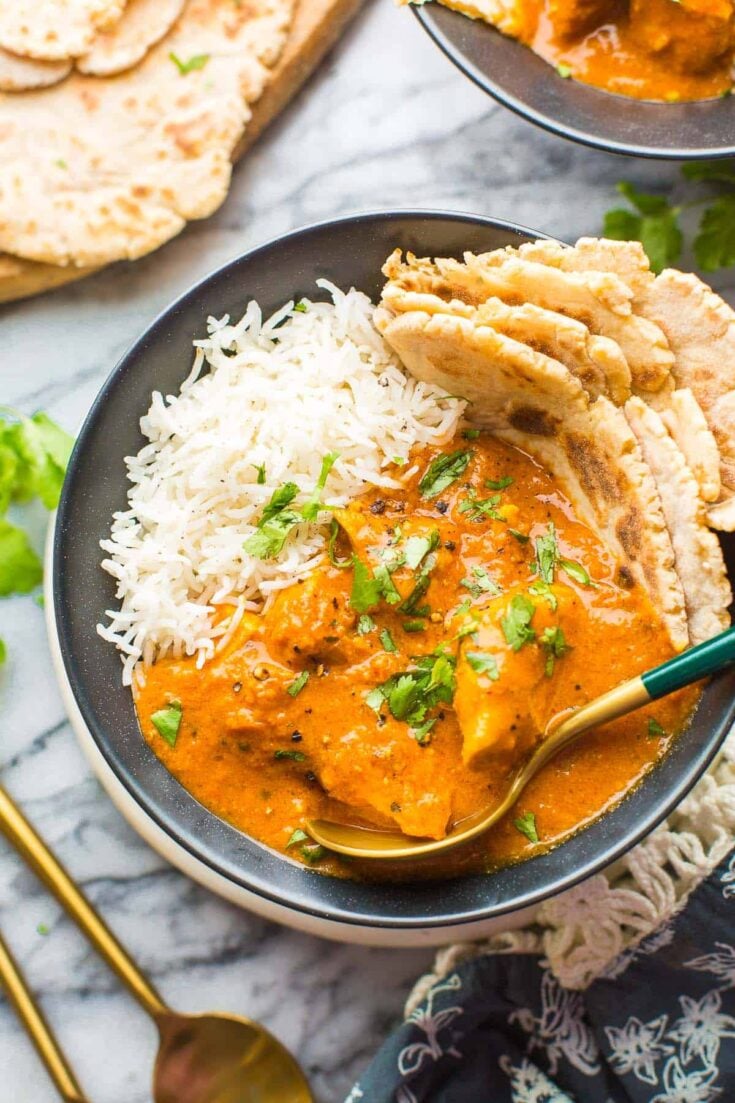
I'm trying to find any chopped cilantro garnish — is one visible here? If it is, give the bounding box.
[293,300,308,313]
[501,594,536,651]
[412,718,436,745]
[368,648,456,732]
[327,518,351,569]
[418,449,473,499]
[533,523,558,584]
[528,579,558,611]
[301,843,326,864]
[509,529,529,544]
[403,619,426,633]
[365,687,385,712]
[485,476,513,490]
[350,555,383,612]
[0,520,42,596]
[462,429,481,440]
[373,563,402,605]
[286,828,309,848]
[169,51,210,74]
[460,566,500,599]
[514,811,539,843]
[357,614,375,635]
[286,670,309,697]
[151,701,182,747]
[459,489,502,522]
[540,626,570,676]
[253,463,266,484]
[400,553,437,614]
[301,452,339,521]
[648,718,666,738]
[275,749,306,761]
[559,557,595,587]
[380,627,397,652]
[404,530,440,570]
[465,652,499,680]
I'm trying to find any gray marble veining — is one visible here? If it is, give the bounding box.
[1,2,734,1100]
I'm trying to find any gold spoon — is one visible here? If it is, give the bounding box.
[307,625,735,860]
[0,785,313,1103]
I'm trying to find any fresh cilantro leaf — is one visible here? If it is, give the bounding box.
[151,701,182,747]
[459,566,500,600]
[380,627,397,652]
[682,160,735,184]
[274,749,306,761]
[369,650,456,732]
[286,828,309,848]
[534,523,558,584]
[411,718,436,745]
[528,579,557,611]
[373,563,402,605]
[261,482,299,523]
[357,614,375,635]
[0,520,43,596]
[365,687,385,712]
[327,518,351,569]
[465,652,499,680]
[648,717,666,738]
[403,619,426,633]
[501,594,536,651]
[169,52,210,74]
[253,463,266,484]
[286,671,309,697]
[462,428,480,439]
[243,509,301,559]
[540,626,570,676]
[404,530,440,570]
[603,182,682,274]
[293,300,308,313]
[301,843,326,864]
[418,449,473,499]
[301,452,339,521]
[509,529,529,544]
[349,555,382,612]
[0,638,6,665]
[399,553,437,614]
[459,489,502,522]
[485,476,513,490]
[694,195,735,272]
[514,811,539,844]
[559,557,594,587]
[0,412,73,510]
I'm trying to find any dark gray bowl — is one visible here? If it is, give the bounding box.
[414,3,735,159]
[54,210,735,931]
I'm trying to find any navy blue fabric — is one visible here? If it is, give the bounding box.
[347,848,735,1102]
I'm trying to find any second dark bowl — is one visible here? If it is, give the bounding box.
[414,3,735,160]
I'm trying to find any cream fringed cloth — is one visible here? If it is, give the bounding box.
[407,725,735,1011]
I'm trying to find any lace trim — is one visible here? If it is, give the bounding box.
[407,727,735,1012]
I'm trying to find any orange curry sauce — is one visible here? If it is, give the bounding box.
[515,0,735,102]
[135,432,699,880]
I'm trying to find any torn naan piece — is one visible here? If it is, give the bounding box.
[517,237,656,299]
[375,302,689,651]
[382,249,672,394]
[0,0,293,267]
[625,397,730,645]
[77,0,185,76]
[0,1,127,62]
[658,388,721,505]
[379,263,631,403]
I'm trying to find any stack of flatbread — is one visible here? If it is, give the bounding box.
[376,238,734,652]
[0,0,360,302]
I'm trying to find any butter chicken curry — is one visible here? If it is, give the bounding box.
[135,431,699,879]
[487,0,735,102]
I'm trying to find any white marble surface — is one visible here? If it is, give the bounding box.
[1,3,734,1100]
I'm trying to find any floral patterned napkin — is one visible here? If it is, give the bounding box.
[346,846,735,1102]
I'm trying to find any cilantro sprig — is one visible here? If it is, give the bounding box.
[243,453,338,560]
[418,449,473,499]
[603,162,735,274]
[0,408,73,662]
[366,646,456,744]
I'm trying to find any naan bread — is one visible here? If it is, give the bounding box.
[625,397,731,645]
[375,298,689,651]
[77,0,185,76]
[0,1,127,62]
[658,388,721,505]
[0,48,71,91]
[0,0,292,267]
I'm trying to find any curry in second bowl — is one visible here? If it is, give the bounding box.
[98,236,733,880]
[417,1,735,102]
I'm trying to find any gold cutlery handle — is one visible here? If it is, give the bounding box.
[0,930,88,1102]
[0,785,166,1020]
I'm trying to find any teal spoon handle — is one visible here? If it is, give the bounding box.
[643,624,735,700]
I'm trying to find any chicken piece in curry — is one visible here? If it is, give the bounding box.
[493,0,735,101]
[135,432,699,880]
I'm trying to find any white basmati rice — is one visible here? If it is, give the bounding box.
[98,281,464,685]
